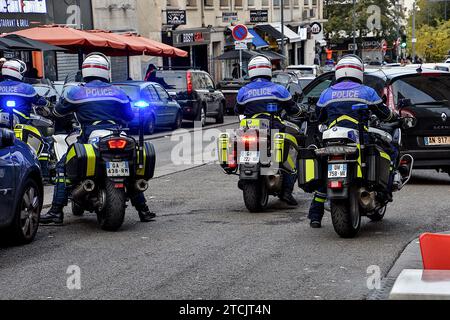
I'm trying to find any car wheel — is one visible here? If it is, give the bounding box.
[216,103,225,124]
[7,178,42,245]
[146,114,155,135]
[172,111,183,130]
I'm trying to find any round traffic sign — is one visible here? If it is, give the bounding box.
[232,24,248,41]
[381,40,387,51]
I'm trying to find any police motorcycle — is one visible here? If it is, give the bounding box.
[63,100,156,231]
[218,103,305,212]
[298,103,415,238]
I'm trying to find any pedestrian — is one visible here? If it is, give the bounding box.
[144,63,157,81]
[232,63,240,79]
[41,53,155,225]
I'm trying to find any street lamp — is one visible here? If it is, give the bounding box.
[280,0,286,66]
[352,0,356,55]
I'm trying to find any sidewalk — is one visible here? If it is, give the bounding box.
[368,232,450,300]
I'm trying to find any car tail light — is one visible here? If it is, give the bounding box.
[107,138,128,149]
[187,72,193,94]
[328,180,343,189]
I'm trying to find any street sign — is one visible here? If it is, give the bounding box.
[232,24,248,41]
[412,38,417,43]
[166,10,186,25]
[222,12,238,23]
[348,43,357,51]
[250,10,268,23]
[234,41,247,50]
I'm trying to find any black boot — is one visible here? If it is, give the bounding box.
[137,205,156,222]
[310,220,322,228]
[40,205,64,225]
[279,191,298,206]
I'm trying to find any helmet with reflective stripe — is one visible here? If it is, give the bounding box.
[335,54,364,83]
[2,59,27,81]
[82,52,110,82]
[248,55,272,80]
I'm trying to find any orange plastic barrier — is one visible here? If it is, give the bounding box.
[419,233,450,270]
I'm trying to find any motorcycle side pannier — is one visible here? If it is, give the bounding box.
[14,124,44,156]
[273,132,298,173]
[365,145,391,189]
[136,141,156,180]
[65,143,98,181]
[297,148,324,192]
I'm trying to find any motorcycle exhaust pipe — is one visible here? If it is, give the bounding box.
[266,175,282,193]
[359,188,376,211]
[71,180,95,200]
[135,179,148,192]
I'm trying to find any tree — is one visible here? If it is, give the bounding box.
[408,20,450,62]
[413,0,450,28]
[324,0,403,44]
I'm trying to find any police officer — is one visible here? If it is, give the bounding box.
[235,56,302,206]
[0,59,49,122]
[308,54,397,228]
[41,53,155,225]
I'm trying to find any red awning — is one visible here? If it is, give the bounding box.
[122,33,188,58]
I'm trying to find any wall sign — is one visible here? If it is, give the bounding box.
[166,10,186,25]
[310,22,322,35]
[222,12,237,23]
[0,0,47,14]
[250,10,268,23]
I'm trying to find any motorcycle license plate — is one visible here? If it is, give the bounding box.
[328,164,347,178]
[106,161,130,177]
[239,151,260,164]
[424,136,450,146]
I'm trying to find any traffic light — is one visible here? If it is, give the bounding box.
[401,34,407,48]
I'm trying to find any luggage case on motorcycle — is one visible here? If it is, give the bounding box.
[297,148,324,192]
[136,141,156,180]
[65,143,98,181]
[14,124,44,155]
[273,132,299,173]
[218,132,237,172]
[365,145,391,189]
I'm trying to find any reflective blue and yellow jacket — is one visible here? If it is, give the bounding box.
[55,80,134,130]
[316,81,393,129]
[0,79,48,123]
[235,78,300,119]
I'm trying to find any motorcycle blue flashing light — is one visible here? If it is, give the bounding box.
[134,100,149,108]
[267,103,278,113]
[352,103,368,111]
[6,100,16,108]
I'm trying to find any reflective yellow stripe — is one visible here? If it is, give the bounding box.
[329,115,368,131]
[137,147,146,176]
[314,197,326,203]
[15,124,41,137]
[379,151,391,162]
[284,133,297,146]
[287,154,295,170]
[66,146,76,163]
[305,159,315,182]
[13,109,30,120]
[357,144,363,178]
[84,144,96,176]
[274,134,284,163]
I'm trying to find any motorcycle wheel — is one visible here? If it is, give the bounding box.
[242,179,269,213]
[71,201,84,216]
[368,205,387,222]
[330,188,361,238]
[96,179,126,231]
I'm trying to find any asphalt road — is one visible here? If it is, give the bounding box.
[2,116,450,299]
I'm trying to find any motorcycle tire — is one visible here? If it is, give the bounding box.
[242,180,268,213]
[71,201,84,216]
[330,188,361,238]
[96,179,126,231]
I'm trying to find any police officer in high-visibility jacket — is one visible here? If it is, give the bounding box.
[308,54,398,228]
[235,55,303,206]
[40,53,155,225]
[0,59,49,123]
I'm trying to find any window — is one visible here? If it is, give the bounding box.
[273,0,280,7]
[302,75,334,103]
[248,0,255,7]
[261,0,269,6]
[186,0,196,6]
[235,0,242,7]
[220,0,229,6]
[304,0,309,5]
[204,74,215,90]
[166,0,177,7]
[154,85,170,100]
[293,0,299,7]
[147,86,160,101]
[312,0,317,5]
[391,75,450,106]
[284,0,290,7]
[204,0,213,6]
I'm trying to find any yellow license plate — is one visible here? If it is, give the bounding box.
[424,136,450,146]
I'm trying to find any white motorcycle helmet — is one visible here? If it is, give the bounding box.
[81,52,111,82]
[248,55,272,80]
[335,54,364,83]
[2,59,27,81]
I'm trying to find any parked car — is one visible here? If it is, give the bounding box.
[272,71,303,98]
[151,69,226,127]
[286,65,321,77]
[217,79,250,114]
[114,81,183,134]
[434,63,450,72]
[300,68,450,174]
[0,128,43,245]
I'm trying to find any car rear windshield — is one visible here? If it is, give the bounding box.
[153,72,186,90]
[273,74,291,85]
[116,85,140,101]
[392,74,450,106]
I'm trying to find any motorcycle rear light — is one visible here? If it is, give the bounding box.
[330,155,345,161]
[328,180,343,189]
[114,183,124,189]
[240,136,257,143]
[107,139,128,149]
